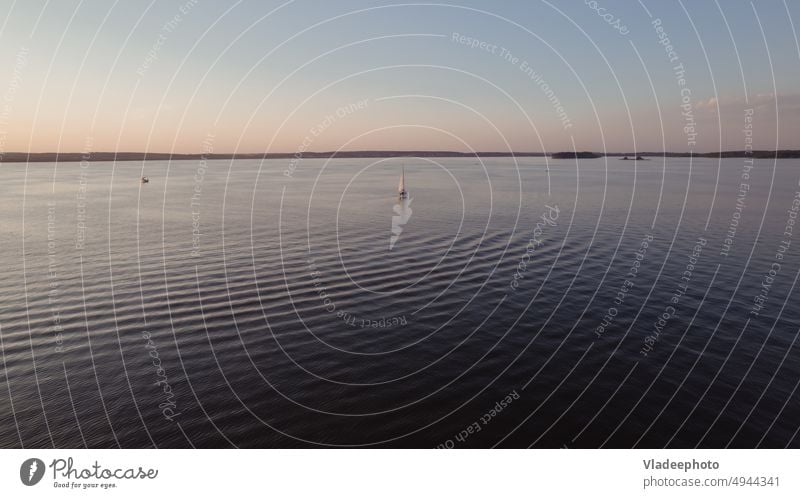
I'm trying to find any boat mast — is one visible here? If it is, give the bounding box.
[398,164,407,199]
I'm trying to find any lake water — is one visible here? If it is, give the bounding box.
[1,156,799,448]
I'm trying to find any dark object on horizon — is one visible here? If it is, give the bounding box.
[551,151,601,159]
[621,156,629,160]
[636,155,646,160]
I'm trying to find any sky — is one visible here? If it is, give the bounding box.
[0,0,798,154]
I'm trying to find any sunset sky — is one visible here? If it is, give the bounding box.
[0,0,798,154]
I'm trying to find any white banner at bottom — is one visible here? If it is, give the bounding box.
[0,449,797,497]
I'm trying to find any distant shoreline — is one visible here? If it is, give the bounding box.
[0,149,798,163]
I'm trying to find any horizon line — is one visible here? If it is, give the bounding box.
[1,149,799,163]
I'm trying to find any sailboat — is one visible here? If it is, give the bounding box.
[398,165,408,200]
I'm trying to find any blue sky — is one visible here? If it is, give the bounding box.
[0,0,798,153]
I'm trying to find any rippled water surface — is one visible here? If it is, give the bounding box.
[2,157,800,448]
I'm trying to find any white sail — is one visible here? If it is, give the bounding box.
[398,166,407,199]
